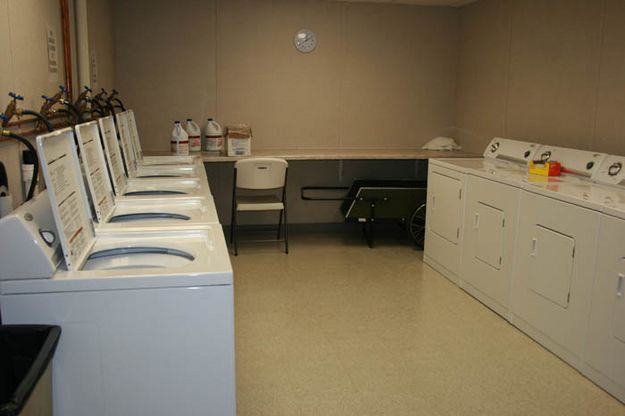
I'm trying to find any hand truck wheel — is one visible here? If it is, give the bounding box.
[409,203,426,249]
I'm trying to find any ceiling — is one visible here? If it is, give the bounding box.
[334,0,478,6]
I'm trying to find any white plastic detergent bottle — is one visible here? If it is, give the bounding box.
[185,118,202,152]
[171,121,189,156]
[204,118,223,153]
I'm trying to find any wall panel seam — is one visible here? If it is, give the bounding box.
[502,0,513,138]
[590,0,608,149]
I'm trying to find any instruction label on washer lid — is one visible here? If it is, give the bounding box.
[37,129,95,270]
[120,112,140,164]
[77,123,115,222]
[116,112,138,175]
[99,116,127,194]
[127,111,144,160]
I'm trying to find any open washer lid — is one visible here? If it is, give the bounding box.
[37,128,98,271]
[98,115,129,196]
[75,121,117,223]
[114,110,140,177]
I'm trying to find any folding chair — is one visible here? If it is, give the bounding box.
[230,158,288,255]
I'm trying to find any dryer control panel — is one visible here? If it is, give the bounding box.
[533,145,607,178]
[592,155,625,187]
[483,137,539,165]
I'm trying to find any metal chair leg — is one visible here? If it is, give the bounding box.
[283,208,289,254]
[233,209,239,256]
[229,218,234,244]
[230,199,235,244]
[277,210,283,240]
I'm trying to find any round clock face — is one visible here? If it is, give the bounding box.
[294,29,317,53]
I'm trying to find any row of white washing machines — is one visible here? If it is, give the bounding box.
[424,138,625,404]
[0,111,236,415]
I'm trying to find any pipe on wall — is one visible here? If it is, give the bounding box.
[60,0,73,100]
[74,0,91,92]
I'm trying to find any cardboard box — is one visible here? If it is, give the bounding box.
[225,125,252,157]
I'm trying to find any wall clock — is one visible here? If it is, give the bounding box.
[294,29,317,53]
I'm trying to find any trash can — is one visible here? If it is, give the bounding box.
[0,325,61,416]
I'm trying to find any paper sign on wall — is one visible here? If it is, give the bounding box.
[46,25,59,82]
[90,50,98,85]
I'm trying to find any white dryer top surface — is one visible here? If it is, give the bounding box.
[523,176,625,212]
[431,157,525,171]
[431,157,528,186]
[0,227,232,294]
[469,166,532,188]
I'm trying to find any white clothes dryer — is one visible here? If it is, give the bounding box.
[508,146,608,369]
[425,138,538,298]
[578,155,625,404]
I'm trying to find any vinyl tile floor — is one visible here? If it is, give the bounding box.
[231,229,625,416]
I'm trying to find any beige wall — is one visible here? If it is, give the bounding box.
[114,0,459,153]
[455,0,625,155]
[86,0,115,92]
[0,0,66,207]
[0,0,115,210]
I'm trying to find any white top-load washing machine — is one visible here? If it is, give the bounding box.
[115,111,206,179]
[65,124,219,232]
[0,168,235,414]
[424,138,539,292]
[97,117,210,198]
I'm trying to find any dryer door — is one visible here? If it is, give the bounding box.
[511,190,599,364]
[474,202,505,270]
[528,225,574,308]
[461,175,520,317]
[428,171,463,244]
[424,164,466,283]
